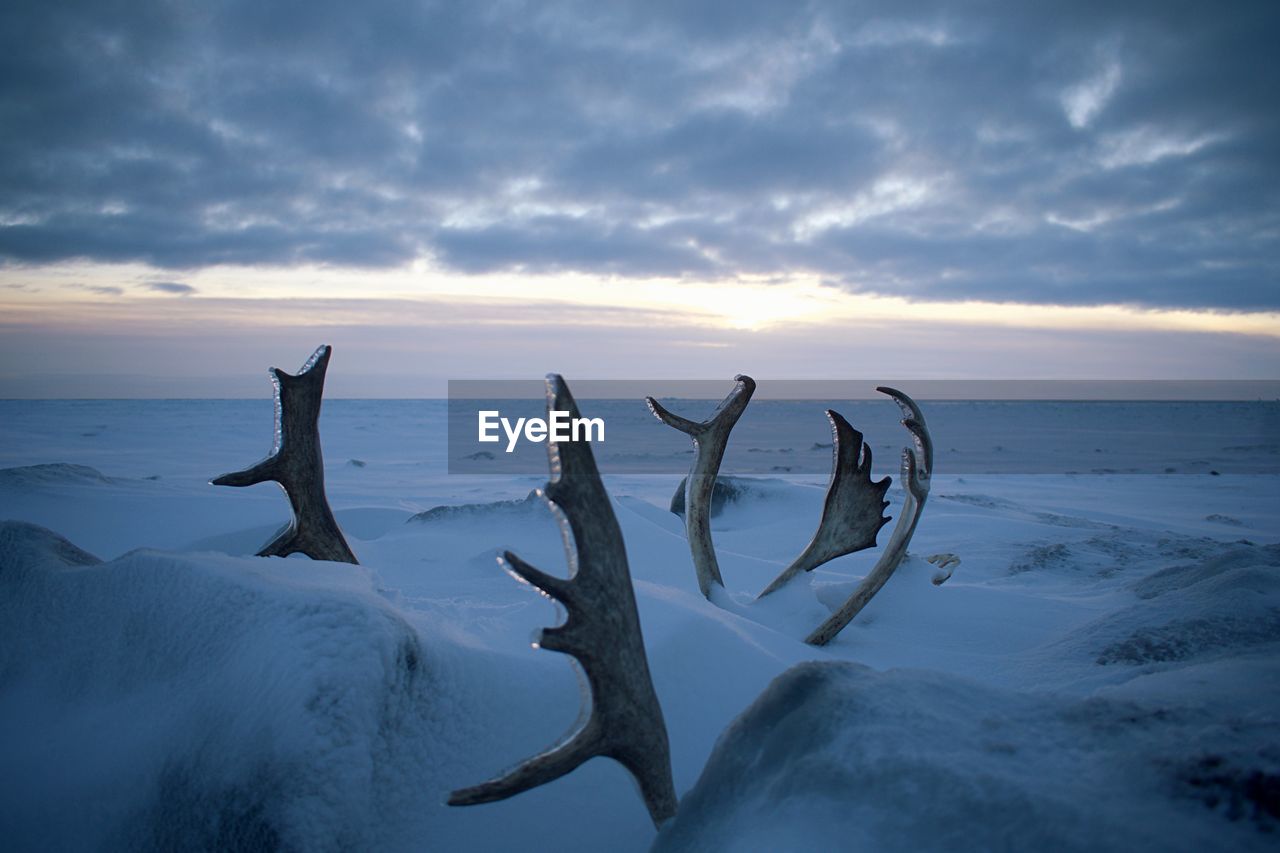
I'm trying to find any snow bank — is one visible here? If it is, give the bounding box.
[407,489,548,524]
[0,463,116,487]
[1093,544,1280,666]
[0,521,430,852]
[667,475,805,519]
[656,661,1280,853]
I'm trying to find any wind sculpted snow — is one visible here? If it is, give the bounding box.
[654,662,1280,853]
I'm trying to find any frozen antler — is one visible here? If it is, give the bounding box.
[757,410,891,598]
[927,553,960,586]
[212,345,357,564]
[449,375,677,828]
[646,375,755,598]
[805,387,932,646]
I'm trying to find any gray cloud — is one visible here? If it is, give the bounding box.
[0,0,1276,309]
[65,283,124,297]
[148,281,196,296]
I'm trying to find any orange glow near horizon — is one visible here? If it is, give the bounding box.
[3,259,1279,340]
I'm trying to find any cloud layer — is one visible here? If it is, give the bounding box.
[1,0,1276,309]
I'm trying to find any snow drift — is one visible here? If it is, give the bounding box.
[656,661,1280,853]
[0,521,430,852]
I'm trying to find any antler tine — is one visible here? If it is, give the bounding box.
[805,387,933,646]
[645,375,756,598]
[450,374,677,828]
[879,384,933,477]
[212,345,357,564]
[448,721,605,806]
[646,398,704,436]
[758,410,891,598]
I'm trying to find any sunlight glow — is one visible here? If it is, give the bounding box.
[4,260,1279,342]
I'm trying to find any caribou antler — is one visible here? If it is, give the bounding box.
[449,375,677,828]
[805,386,932,646]
[757,411,891,597]
[212,345,357,564]
[646,376,755,598]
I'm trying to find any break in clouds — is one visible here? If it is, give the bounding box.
[1,0,1276,310]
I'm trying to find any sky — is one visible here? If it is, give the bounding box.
[1,0,1277,396]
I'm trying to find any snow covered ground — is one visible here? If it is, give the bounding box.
[1,399,1277,851]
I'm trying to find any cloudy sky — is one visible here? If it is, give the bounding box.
[1,0,1277,395]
